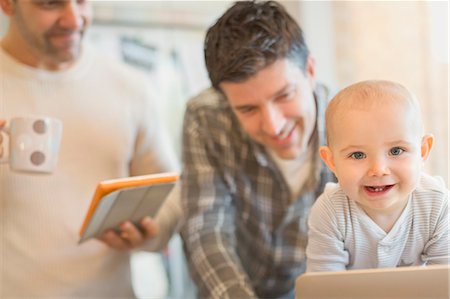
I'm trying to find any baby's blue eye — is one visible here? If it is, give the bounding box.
[390,147,404,156]
[350,152,366,159]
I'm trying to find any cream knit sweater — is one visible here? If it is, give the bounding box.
[0,44,179,297]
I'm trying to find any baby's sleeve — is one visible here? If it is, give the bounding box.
[306,183,349,272]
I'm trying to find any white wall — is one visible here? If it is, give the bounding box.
[289,1,339,90]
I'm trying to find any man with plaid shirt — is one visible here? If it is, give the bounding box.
[180,1,335,298]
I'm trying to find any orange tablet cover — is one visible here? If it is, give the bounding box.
[79,172,179,238]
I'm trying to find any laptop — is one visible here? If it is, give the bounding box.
[295,264,450,299]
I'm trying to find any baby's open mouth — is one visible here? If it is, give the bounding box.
[364,185,395,193]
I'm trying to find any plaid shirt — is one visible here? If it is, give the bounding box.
[181,86,334,299]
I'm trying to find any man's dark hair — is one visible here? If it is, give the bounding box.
[205,0,310,89]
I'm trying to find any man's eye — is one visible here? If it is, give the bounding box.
[275,90,295,102]
[276,93,289,101]
[350,152,366,159]
[390,147,404,156]
[237,107,256,115]
[35,0,62,8]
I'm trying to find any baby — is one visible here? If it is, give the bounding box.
[306,80,449,272]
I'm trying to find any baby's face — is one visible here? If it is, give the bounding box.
[323,99,430,217]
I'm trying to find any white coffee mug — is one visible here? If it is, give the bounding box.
[0,116,63,173]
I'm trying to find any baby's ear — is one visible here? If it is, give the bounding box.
[319,146,336,173]
[420,134,434,162]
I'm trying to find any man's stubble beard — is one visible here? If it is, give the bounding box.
[14,8,85,66]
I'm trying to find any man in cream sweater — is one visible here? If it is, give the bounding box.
[0,0,181,296]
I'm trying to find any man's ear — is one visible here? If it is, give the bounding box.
[319,146,336,173]
[0,0,14,16]
[305,55,316,90]
[420,134,434,162]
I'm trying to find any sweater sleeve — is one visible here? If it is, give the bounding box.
[129,82,180,176]
[128,75,182,251]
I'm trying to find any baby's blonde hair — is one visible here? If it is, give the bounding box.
[325,80,423,145]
